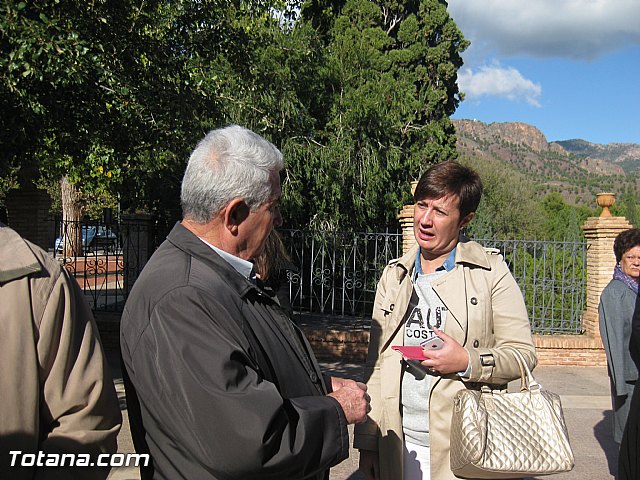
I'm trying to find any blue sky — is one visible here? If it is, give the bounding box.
[447,0,640,145]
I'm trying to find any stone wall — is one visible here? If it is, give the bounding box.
[96,311,609,367]
[533,336,606,366]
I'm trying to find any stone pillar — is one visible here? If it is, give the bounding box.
[581,193,632,338]
[398,181,418,254]
[5,186,54,250]
[121,213,155,293]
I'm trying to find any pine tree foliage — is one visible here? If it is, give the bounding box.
[284,0,469,230]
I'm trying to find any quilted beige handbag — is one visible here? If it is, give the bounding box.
[450,349,574,478]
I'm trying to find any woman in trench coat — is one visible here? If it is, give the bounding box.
[354,162,537,480]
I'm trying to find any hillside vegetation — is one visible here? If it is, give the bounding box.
[453,119,639,207]
[453,119,640,238]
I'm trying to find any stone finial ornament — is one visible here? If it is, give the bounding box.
[596,192,616,217]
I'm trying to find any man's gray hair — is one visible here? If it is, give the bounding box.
[181,125,284,223]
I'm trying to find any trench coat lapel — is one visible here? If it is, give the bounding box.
[431,267,468,346]
[377,240,490,351]
[379,252,416,352]
[381,284,417,352]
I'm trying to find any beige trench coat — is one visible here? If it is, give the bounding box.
[353,241,537,480]
[0,225,121,480]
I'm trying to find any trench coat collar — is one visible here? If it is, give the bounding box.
[0,224,43,283]
[395,236,492,276]
[454,237,493,270]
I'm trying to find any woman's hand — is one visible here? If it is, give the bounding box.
[359,450,380,480]
[420,327,469,375]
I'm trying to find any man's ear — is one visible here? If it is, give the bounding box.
[224,198,250,234]
[460,212,475,230]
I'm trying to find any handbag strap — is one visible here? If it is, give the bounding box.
[508,348,540,392]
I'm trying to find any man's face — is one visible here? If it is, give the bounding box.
[240,171,282,260]
[413,194,471,260]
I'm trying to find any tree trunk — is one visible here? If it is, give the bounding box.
[60,175,84,257]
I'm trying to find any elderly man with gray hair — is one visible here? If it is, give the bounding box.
[120,125,369,480]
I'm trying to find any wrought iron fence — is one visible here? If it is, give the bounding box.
[281,230,586,334]
[280,229,403,323]
[52,218,126,311]
[49,219,587,334]
[51,217,156,312]
[475,238,586,334]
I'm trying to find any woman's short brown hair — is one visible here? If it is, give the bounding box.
[614,228,640,262]
[413,161,483,219]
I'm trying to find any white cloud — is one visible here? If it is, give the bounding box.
[448,0,640,60]
[458,65,542,106]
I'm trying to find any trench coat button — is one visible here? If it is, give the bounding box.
[473,339,480,348]
[310,372,318,383]
[470,297,478,305]
[390,304,395,311]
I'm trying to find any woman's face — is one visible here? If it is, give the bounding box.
[620,245,640,280]
[413,194,474,260]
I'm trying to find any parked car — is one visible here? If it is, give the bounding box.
[55,225,120,254]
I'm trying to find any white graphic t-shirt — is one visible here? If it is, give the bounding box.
[401,270,448,447]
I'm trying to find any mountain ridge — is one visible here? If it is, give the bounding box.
[452,119,640,205]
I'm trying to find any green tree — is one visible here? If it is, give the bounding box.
[284,0,468,230]
[1,0,317,242]
[2,0,468,235]
[1,0,134,251]
[611,190,639,227]
[540,192,593,241]
[0,161,19,207]
[460,155,543,239]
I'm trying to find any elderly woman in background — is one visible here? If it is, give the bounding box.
[619,291,640,479]
[599,228,640,445]
[354,161,537,480]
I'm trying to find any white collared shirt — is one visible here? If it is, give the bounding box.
[200,238,256,283]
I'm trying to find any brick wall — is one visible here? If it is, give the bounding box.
[534,335,606,366]
[96,315,608,366]
[299,326,608,367]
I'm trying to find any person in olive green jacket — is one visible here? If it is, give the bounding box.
[354,162,537,480]
[0,223,121,480]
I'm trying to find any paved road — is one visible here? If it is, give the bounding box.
[108,357,618,480]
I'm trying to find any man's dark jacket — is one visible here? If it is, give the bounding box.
[120,223,349,479]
